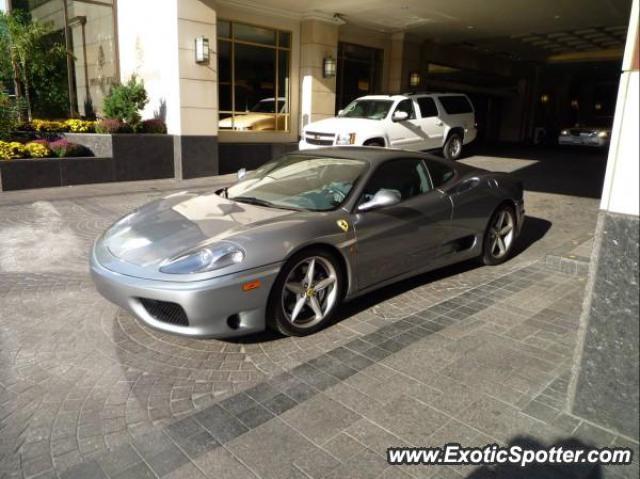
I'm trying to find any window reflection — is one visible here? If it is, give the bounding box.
[218,21,291,132]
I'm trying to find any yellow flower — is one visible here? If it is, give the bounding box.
[0,141,27,160]
[25,142,51,158]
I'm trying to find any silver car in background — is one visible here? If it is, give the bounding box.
[91,148,524,338]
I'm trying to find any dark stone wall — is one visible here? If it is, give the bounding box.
[0,157,114,191]
[571,211,640,439]
[178,136,219,179]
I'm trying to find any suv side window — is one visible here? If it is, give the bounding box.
[360,159,432,204]
[425,159,455,187]
[394,99,416,120]
[438,95,473,115]
[417,97,438,118]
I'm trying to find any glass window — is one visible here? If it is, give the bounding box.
[336,42,383,111]
[425,159,455,187]
[360,159,432,204]
[227,155,367,211]
[438,95,473,115]
[217,20,291,132]
[394,99,416,120]
[24,0,117,118]
[417,97,438,118]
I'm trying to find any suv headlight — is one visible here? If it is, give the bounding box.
[560,129,569,136]
[336,132,356,145]
[160,242,245,274]
[597,130,609,138]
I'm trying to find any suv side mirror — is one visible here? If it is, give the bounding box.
[392,110,409,122]
[357,189,401,212]
[237,168,247,181]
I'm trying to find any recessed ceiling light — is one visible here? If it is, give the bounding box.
[467,25,475,29]
[554,15,561,20]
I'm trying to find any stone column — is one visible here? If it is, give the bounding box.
[568,0,639,440]
[300,15,340,127]
[117,0,219,179]
[388,33,405,94]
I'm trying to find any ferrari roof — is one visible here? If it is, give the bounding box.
[292,146,441,165]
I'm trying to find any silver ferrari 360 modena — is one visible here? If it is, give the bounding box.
[91,148,524,338]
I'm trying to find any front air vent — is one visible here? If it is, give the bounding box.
[139,299,189,327]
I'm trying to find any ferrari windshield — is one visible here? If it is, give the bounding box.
[226,155,367,211]
[338,99,393,120]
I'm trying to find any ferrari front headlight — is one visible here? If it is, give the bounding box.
[597,130,609,139]
[160,242,245,274]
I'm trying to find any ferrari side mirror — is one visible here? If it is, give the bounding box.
[357,189,401,212]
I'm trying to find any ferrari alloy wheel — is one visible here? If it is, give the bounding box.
[269,249,343,336]
[443,133,463,160]
[482,205,516,265]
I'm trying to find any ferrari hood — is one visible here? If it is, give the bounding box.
[103,191,293,268]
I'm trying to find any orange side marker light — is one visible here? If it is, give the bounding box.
[242,280,261,292]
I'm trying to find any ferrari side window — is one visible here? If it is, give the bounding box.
[425,160,455,187]
[360,159,431,204]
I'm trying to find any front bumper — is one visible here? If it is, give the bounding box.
[558,135,609,147]
[90,249,281,338]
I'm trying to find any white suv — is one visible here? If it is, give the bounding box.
[299,93,477,160]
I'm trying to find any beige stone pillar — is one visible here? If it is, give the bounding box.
[118,0,219,178]
[300,16,340,126]
[388,32,405,94]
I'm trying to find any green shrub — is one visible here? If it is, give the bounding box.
[103,75,148,131]
[0,92,20,141]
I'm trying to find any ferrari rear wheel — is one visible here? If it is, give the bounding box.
[482,205,516,265]
[268,248,343,336]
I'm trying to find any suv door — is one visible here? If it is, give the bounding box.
[351,158,452,291]
[416,96,446,149]
[386,99,424,150]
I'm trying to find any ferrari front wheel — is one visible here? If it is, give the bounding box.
[268,248,343,336]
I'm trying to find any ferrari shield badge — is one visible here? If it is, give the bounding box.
[337,219,349,232]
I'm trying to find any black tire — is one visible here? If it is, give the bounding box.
[443,132,463,160]
[267,248,344,337]
[363,139,385,147]
[481,204,517,266]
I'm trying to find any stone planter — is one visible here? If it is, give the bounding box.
[0,157,115,191]
[64,133,175,181]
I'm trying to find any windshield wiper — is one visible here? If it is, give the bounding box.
[232,196,300,211]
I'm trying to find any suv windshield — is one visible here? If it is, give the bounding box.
[338,99,393,120]
[226,155,368,211]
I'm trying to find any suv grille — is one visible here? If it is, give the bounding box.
[305,131,335,146]
[139,299,189,327]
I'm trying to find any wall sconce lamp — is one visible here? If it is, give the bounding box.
[540,94,550,104]
[195,36,210,65]
[323,56,337,78]
[409,71,421,88]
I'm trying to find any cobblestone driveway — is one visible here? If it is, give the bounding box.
[0,147,637,478]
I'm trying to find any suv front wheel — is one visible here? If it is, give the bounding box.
[443,132,463,160]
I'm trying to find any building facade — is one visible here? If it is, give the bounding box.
[12,0,629,177]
